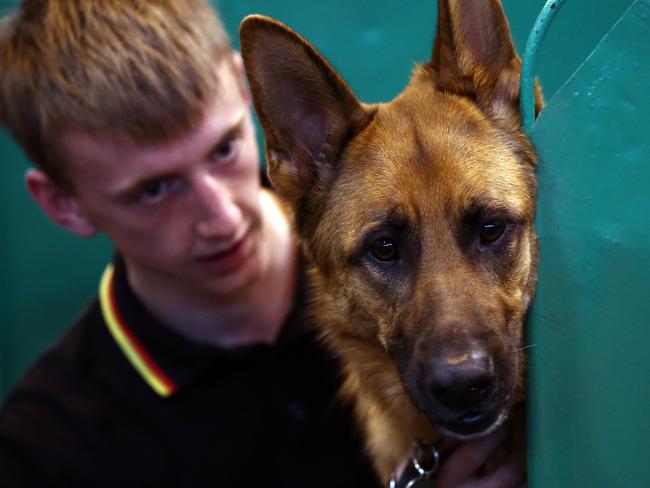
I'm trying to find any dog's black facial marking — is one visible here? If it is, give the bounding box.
[359,225,410,272]
[360,231,408,280]
[347,211,420,296]
[454,200,525,275]
[369,236,399,262]
[480,220,507,243]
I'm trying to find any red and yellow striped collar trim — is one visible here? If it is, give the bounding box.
[99,263,177,397]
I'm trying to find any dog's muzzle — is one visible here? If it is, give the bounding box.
[403,333,515,438]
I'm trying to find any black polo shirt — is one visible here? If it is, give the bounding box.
[0,257,379,487]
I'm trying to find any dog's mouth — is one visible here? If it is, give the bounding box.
[421,379,516,440]
[438,405,508,440]
[400,360,516,440]
[391,327,522,441]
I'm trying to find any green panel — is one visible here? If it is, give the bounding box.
[529,1,650,486]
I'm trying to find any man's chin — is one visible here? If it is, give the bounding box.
[199,246,265,299]
[196,227,257,275]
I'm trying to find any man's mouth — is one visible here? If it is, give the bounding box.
[196,228,254,274]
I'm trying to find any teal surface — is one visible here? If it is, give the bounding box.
[0,1,645,486]
[529,1,650,486]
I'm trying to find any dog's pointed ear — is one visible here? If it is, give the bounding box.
[240,15,372,201]
[430,0,542,128]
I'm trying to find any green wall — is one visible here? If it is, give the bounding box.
[0,0,645,485]
[529,1,650,486]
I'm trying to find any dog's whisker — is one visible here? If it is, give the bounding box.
[517,343,537,352]
[529,311,572,328]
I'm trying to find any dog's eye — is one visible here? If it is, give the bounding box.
[480,220,506,243]
[370,237,398,262]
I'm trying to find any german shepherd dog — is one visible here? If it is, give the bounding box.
[241,0,542,483]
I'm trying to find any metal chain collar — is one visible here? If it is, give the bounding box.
[389,441,440,488]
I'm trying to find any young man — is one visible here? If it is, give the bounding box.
[0,1,523,486]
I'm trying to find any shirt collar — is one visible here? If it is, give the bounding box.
[99,255,308,398]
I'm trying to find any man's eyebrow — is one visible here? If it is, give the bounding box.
[109,113,248,200]
[110,171,177,202]
[205,113,246,159]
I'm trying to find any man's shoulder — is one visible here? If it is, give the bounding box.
[7,299,106,391]
[0,293,179,485]
[0,297,118,425]
[0,298,131,484]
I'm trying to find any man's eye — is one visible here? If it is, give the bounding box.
[139,180,168,203]
[213,138,239,161]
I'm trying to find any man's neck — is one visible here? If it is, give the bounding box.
[126,190,297,348]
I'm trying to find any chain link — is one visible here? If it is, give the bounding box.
[389,442,440,488]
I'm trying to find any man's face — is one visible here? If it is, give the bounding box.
[62,59,265,301]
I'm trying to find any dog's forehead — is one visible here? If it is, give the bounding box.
[336,78,534,223]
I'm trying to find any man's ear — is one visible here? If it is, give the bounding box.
[25,169,97,238]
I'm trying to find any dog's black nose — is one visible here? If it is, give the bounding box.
[429,348,496,410]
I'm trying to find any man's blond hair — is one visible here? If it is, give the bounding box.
[0,0,232,189]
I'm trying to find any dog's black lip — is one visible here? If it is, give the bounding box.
[441,408,501,437]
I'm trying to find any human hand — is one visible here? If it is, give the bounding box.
[436,423,525,488]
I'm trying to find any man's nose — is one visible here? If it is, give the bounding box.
[192,175,242,238]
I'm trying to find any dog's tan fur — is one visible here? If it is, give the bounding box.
[241,0,542,482]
